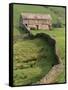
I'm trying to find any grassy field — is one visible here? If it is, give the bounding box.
[13,4,66,86]
[31,28,65,83]
[13,37,58,85]
[31,28,65,63]
[13,4,65,27]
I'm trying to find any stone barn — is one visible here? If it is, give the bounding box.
[20,13,52,30]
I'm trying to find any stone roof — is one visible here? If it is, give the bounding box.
[21,13,52,20]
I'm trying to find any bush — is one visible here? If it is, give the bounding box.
[52,21,62,28]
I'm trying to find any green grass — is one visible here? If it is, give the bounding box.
[13,4,65,26]
[31,28,65,83]
[13,37,58,86]
[13,4,66,86]
[31,28,65,63]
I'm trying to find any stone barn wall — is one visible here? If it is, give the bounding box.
[20,13,52,30]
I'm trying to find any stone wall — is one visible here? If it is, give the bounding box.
[33,33,63,84]
[37,64,63,84]
[22,26,63,84]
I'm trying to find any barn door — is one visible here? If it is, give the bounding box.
[36,25,38,30]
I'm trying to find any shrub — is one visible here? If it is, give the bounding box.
[52,21,62,28]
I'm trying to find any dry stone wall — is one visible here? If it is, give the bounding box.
[34,33,63,84]
[22,25,63,84]
[37,64,63,84]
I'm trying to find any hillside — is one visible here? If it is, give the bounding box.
[13,4,65,27]
[12,4,66,86]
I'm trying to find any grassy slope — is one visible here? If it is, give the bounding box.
[13,4,65,26]
[31,28,65,64]
[13,4,65,85]
[13,38,57,85]
[31,28,65,83]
